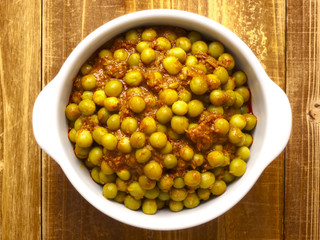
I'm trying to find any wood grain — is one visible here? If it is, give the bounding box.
[0,0,41,239]
[42,0,285,240]
[285,0,320,239]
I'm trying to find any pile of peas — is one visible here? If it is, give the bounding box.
[65,26,257,214]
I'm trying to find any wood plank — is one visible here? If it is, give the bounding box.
[285,0,320,239]
[42,0,285,239]
[0,0,41,239]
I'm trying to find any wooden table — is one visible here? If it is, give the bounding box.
[0,0,319,239]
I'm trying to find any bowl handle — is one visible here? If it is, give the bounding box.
[261,76,292,167]
[32,77,63,165]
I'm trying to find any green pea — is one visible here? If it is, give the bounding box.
[193,153,204,166]
[218,53,235,70]
[214,144,223,151]
[141,28,157,41]
[164,154,178,169]
[194,64,207,73]
[80,63,92,75]
[188,31,201,43]
[102,183,118,199]
[128,181,145,200]
[158,175,174,192]
[130,132,146,148]
[75,129,93,148]
[142,199,158,215]
[140,117,157,134]
[188,99,204,117]
[200,172,215,189]
[103,97,119,111]
[128,53,140,67]
[214,118,230,135]
[188,123,198,130]
[74,144,90,159]
[117,137,132,153]
[116,169,131,181]
[230,158,247,177]
[163,29,177,40]
[99,49,112,58]
[81,91,93,100]
[207,150,225,168]
[96,108,109,125]
[141,48,156,64]
[149,132,167,148]
[168,47,187,62]
[211,180,227,195]
[244,133,253,147]
[68,128,77,143]
[114,191,126,203]
[136,41,150,53]
[228,126,244,144]
[156,106,173,124]
[156,199,165,209]
[179,89,192,102]
[144,186,160,199]
[233,71,247,87]
[235,86,250,102]
[169,200,184,212]
[92,90,106,106]
[124,70,143,86]
[173,177,185,189]
[158,191,170,201]
[224,90,236,107]
[129,96,146,113]
[124,195,141,210]
[157,124,168,133]
[171,116,189,134]
[191,41,208,55]
[116,178,128,192]
[125,29,138,43]
[235,146,250,161]
[91,167,100,183]
[185,55,198,66]
[101,133,117,150]
[163,56,183,75]
[144,161,162,180]
[135,147,152,163]
[121,117,138,134]
[184,170,201,187]
[167,128,180,140]
[79,99,96,115]
[222,77,236,91]
[172,100,188,115]
[229,114,246,130]
[88,146,103,166]
[197,188,211,201]
[84,160,95,169]
[184,193,200,209]
[170,188,188,201]
[160,141,172,154]
[223,171,235,183]
[207,105,224,115]
[160,89,178,105]
[154,37,171,51]
[81,74,96,90]
[138,175,156,190]
[107,114,120,130]
[234,91,244,108]
[113,48,128,61]
[208,41,224,58]
[65,103,80,121]
[101,161,114,175]
[213,66,229,85]
[104,80,123,97]
[209,89,225,106]
[176,37,192,52]
[190,76,209,95]
[180,145,194,161]
[207,74,221,90]
[244,113,257,131]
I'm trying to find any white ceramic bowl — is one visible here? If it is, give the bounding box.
[33,9,292,230]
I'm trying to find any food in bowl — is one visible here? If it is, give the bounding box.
[64,26,257,214]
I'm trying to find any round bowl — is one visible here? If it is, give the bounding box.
[33,9,292,230]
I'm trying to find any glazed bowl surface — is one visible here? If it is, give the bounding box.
[33,9,292,230]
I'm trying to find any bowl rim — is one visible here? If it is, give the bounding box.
[33,9,292,230]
